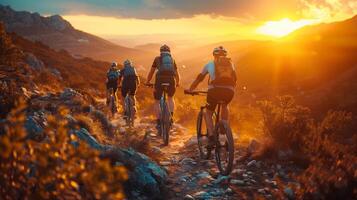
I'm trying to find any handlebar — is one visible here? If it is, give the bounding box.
[184,90,208,96]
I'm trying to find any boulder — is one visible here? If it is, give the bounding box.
[25,53,44,71]
[60,88,82,100]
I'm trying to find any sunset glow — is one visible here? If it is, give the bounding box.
[257,18,318,37]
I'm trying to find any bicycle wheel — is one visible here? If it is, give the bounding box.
[160,101,170,146]
[215,120,234,175]
[196,109,211,159]
[110,96,116,117]
[125,96,132,126]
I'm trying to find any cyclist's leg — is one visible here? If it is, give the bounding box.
[205,88,218,137]
[167,78,176,116]
[121,85,127,114]
[129,81,138,114]
[220,88,234,121]
[154,80,163,127]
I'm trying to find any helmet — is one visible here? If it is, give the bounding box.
[111,62,117,68]
[213,46,227,57]
[123,59,132,67]
[160,44,170,53]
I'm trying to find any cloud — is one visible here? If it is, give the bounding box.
[0,0,356,21]
[299,0,357,21]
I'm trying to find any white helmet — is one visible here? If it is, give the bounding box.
[213,46,227,57]
[123,59,132,67]
[111,62,117,68]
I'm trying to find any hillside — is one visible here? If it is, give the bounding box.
[0,5,146,62]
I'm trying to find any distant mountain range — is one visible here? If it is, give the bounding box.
[0,5,148,63]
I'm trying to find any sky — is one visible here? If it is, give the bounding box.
[1,0,356,46]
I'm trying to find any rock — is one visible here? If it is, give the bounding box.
[72,128,102,150]
[183,194,195,200]
[247,139,260,154]
[225,188,234,195]
[109,148,167,198]
[193,191,211,199]
[247,160,257,167]
[230,179,245,186]
[208,188,225,197]
[212,175,229,185]
[180,157,197,166]
[242,173,249,178]
[186,136,197,146]
[152,146,162,154]
[284,187,295,199]
[159,161,171,166]
[25,112,46,139]
[247,171,254,176]
[232,168,245,175]
[25,53,44,71]
[258,188,265,194]
[60,88,82,100]
[196,171,212,180]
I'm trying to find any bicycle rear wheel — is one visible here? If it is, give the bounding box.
[110,96,116,117]
[160,101,170,146]
[196,110,211,159]
[215,121,234,175]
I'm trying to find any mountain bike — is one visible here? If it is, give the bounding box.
[145,83,172,146]
[123,93,135,127]
[107,88,117,118]
[184,90,235,175]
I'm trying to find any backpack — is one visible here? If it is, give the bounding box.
[122,66,137,77]
[107,70,119,81]
[158,52,175,76]
[211,57,236,87]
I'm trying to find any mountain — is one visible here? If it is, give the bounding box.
[235,15,357,113]
[0,5,144,62]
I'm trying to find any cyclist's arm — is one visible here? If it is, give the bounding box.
[146,58,158,83]
[146,67,155,83]
[189,73,206,91]
[174,60,180,87]
[136,75,141,86]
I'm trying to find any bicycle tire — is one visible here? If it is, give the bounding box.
[110,96,116,117]
[215,120,234,175]
[196,110,211,159]
[161,101,170,146]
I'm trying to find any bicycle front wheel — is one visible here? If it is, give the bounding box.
[161,102,170,146]
[196,110,211,159]
[215,121,234,175]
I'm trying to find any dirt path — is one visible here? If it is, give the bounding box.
[111,114,297,200]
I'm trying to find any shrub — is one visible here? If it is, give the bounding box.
[258,96,356,199]
[295,110,356,200]
[0,103,127,199]
[257,95,312,151]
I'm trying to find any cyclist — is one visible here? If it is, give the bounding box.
[118,59,140,117]
[186,46,237,145]
[145,44,180,129]
[106,62,120,105]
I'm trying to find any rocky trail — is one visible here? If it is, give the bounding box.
[110,113,299,200]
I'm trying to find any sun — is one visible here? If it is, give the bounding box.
[257,18,318,37]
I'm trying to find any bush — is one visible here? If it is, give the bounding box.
[296,111,356,200]
[0,104,127,199]
[258,96,356,199]
[257,95,312,151]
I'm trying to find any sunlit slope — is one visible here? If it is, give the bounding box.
[236,15,357,112]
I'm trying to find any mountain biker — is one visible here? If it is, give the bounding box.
[118,59,140,117]
[106,62,120,105]
[186,46,237,145]
[145,44,180,129]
